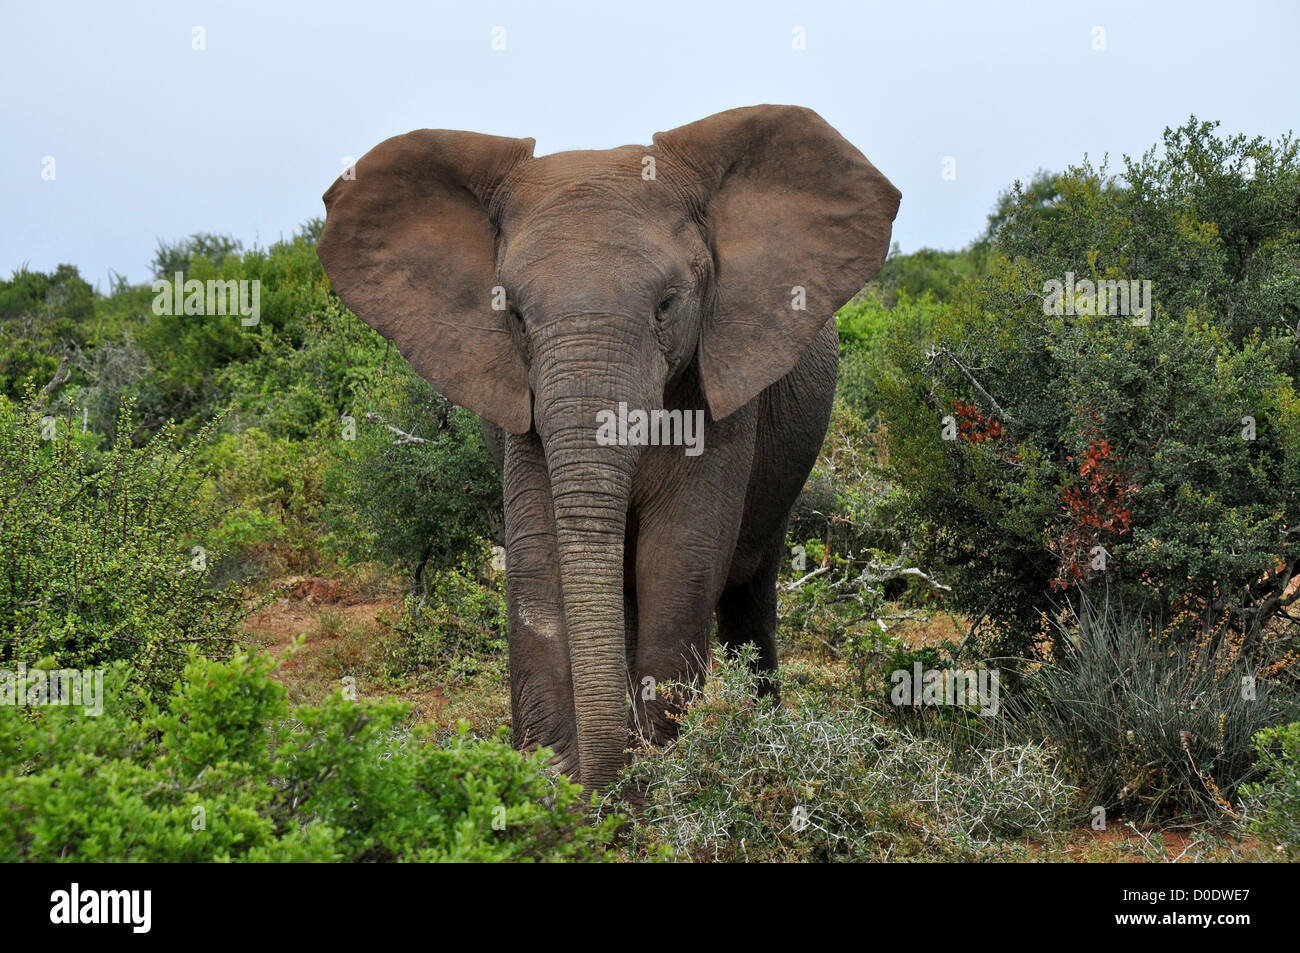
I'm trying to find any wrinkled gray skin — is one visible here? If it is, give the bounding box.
[317,105,900,789]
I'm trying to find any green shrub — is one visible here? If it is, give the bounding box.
[328,369,502,578]
[873,246,982,306]
[151,233,245,279]
[786,400,931,659]
[880,118,1300,657]
[1008,597,1300,824]
[198,426,335,582]
[0,265,96,402]
[792,399,892,559]
[853,636,955,723]
[0,395,245,699]
[385,551,507,684]
[791,297,945,665]
[120,228,342,439]
[835,290,941,419]
[1241,722,1300,857]
[0,650,619,862]
[215,296,390,442]
[66,329,155,445]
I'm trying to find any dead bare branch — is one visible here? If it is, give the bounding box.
[362,412,429,445]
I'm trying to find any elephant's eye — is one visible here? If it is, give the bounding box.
[507,307,531,361]
[655,294,676,318]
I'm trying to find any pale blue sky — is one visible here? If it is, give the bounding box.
[3,0,1297,289]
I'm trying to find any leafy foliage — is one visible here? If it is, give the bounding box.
[879,118,1300,657]
[197,426,335,584]
[0,395,245,698]
[328,372,502,581]
[0,265,95,403]
[1241,721,1300,857]
[0,651,619,862]
[385,551,508,684]
[835,289,943,420]
[875,245,982,306]
[151,233,245,279]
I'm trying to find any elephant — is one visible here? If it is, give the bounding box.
[317,105,900,789]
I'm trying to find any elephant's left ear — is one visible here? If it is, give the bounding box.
[653,105,901,420]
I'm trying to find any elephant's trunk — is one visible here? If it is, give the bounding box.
[532,323,644,789]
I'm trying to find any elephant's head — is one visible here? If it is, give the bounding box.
[317,105,900,787]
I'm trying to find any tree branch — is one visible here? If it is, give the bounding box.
[36,352,71,406]
[928,346,1016,427]
[363,412,429,445]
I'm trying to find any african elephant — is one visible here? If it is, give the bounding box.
[317,105,900,789]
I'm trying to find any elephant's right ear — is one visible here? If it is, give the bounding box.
[317,130,535,434]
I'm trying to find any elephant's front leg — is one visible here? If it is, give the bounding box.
[628,425,755,746]
[502,432,578,774]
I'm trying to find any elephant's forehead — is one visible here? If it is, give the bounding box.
[497,148,700,291]
[503,146,679,224]
[501,235,677,305]
[514,146,647,190]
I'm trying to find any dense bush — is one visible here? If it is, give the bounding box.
[151,233,246,279]
[385,551,507,684]
[0,227,499,590]
[215,296,388,442]
[791,398,895,564]
[790,292,948,656]
[1241,721,1300,857]
[879,118,1300,657]
[786,397,950,681]
[198,426,335,583]
[874,246,981,306]
[105,227,350,439]
[0,651,619,862]
[0,264,96,403]
[835,290,942,420]
[328,370,503,582]
[0,395,245,698]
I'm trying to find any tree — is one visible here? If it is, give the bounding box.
[880,118,1300,659]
